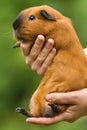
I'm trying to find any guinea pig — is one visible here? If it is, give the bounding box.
[13,5,87,117]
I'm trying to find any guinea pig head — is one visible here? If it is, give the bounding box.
[13,5,73,49]
[12,6,57,44]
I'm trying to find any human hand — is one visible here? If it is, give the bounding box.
[20,34,87,76]
[20,35,56,76]
[26,88,87,125]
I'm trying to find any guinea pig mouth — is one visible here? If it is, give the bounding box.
[16,36,25,41]
[14,30,25,41]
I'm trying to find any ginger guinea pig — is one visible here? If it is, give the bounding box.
[13,5,87,117]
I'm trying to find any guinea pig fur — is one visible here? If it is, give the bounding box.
[13,5,87,117]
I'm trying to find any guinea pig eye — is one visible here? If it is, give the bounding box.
[29,15,36,20]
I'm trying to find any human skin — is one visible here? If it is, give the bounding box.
[26,88,87,125]
[20,35,57,76]
[20,35,87,125]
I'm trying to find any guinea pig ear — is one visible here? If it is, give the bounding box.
[40,10,56,21]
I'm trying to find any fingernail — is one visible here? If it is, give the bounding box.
[48,39,54,44]
[37,35,44,40]
[26,118,29,122]
[46,94,52,101]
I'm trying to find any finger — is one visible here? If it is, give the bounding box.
[37,48,57,75]
[46,92,78,104]
[31,39,54,72]
[25,56,33,66]
[23,35,45,66]
[20,42,32,56]
[29,35,45,61]
[26,115,64,125]
[26,108,77,125]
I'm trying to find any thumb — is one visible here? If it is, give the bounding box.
[46,92,77,105]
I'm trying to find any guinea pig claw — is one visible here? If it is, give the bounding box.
[13,42,21,48]
[16,107,33,117]
[48,103,61,113]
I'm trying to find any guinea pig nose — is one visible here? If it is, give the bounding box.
[13,15,23,30]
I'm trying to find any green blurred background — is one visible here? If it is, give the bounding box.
[0,0,87,130]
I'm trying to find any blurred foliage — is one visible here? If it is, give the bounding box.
[0,0,87,130]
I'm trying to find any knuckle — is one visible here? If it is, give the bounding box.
[37,57,44,65]
[30,52,37,59]
[65,116,75,123]
[37,69,43,76]
[31,65,37,71]
[25,58,32,66]
[46,49,56,62]
[25,59,29,65]
[42,64,47,71]
[45,43,53,50]
[43,57,52,67]
[47,55,53,62]
[52,48,57,55]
